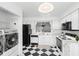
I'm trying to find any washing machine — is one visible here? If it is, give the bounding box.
[4,31,18,51]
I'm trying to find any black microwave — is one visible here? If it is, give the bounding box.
[62,21,72,30]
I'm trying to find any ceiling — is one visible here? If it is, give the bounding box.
[17,2,76,18]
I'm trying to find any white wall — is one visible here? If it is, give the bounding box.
[23,16,61,46]
[23,17,61,34]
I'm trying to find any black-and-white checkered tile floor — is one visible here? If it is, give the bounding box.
[23,45,61,56]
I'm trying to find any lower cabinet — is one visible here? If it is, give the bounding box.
[62,41,79,56]
[56,37,79,56]
[62,40,71,56]
[39,35,52,46]
[69,43,79,56]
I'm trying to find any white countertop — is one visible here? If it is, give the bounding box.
[56,35,78,43]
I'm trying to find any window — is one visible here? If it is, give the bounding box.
[36,22,51,32]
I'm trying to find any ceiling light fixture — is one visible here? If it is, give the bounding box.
[38,3,54,13]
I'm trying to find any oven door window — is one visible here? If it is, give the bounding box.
[6,34,18,48]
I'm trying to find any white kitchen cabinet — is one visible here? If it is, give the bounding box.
[56,36,79,56]
[39,35,52,46]
[61,8,79,30]
[62,40,71,56]
[71,10,79,30]
[70,43,79,56]
[66,14,72,22]
[62,41,79,56]
[31,36,39,43]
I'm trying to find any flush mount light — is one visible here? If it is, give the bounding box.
[38,3,54,13]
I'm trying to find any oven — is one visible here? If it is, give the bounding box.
[0,29,18,56]
[56,37,62,51]
[4,32,18,51]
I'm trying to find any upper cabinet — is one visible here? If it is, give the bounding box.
[61,8,79,30]
[71,10,79,30]
[66,14,72,22]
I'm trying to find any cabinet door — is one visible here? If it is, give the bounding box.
[61,10,79,30]
[72,10,79,30]
[65,16,69,22]
[62,41,70,56]
[39,35,51,45]
[70,43,79,56]
[39,35,44,45]
[66,14,72,22]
